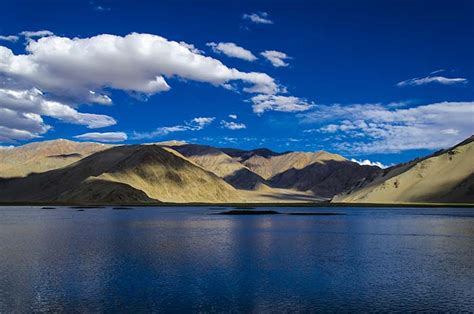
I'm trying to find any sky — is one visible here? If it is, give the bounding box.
[0,0,473,166]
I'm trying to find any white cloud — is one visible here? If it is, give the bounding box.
[19,30,54,39]
[0,35,19,42]
[190,117,215,130]
[0,32,309,143]
[179,41,204,54]
[397,76,468,87]
[350,158,388,169]
[251,94,315,114]
[207,42,257,61]
[0,88,116,142]
[242,12,273,24]
[430,69,445,75]
[300,101,474,153]
[74,132,127,142]
[261,50,291,67]
[131,117,215,140]
[220,120,246,130]
[228,114,237,119]
[0,33,278,104]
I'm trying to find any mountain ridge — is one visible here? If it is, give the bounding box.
[0,137,472,204]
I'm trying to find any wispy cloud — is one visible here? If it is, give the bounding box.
[242,12,273,24]
[0,35,19,42]
[94,5,111,11]
[299,101,474,153]
[131,117,215,140]
[207,42,257,61]
[261,50,291,67]
[251,95,315,114]
[19,30,54,39]
[397,75,468,87]
[220,120,246,130]
[74,132,127,142]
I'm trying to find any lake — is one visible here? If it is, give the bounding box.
[0,206,473,312]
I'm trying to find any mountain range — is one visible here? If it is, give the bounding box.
[0,136,472,204]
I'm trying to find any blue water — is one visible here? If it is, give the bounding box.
[0,206,473,312]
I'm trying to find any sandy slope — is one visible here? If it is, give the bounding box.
[0,139,111,178]
[0,145,241,203]
[243,151,347,179]
[169,144,268,190]
[334,137,474,203]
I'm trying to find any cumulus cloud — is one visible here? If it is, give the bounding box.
[220,120,246,130]
[132,117,215,140]
[350,158,388,169]
[74,132,127,142]
[242,12,273,24]
[0,88,116,142]
[300,101,474,153]
[207,42,257,61]
[0,32,310,142]
[228,114,237,119]
[179,41,204,54]
[0,35,19,42]
[0,33,279,104]
[251,94,315,114]
[261,50,291,67]
[397,76,468,87]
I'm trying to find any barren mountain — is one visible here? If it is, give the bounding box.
[333,137,474,203]
[0,139,111,178]
[170,144,267,190]
[270,160,381,198]
[0,145,241,203]
[243,151,347,180]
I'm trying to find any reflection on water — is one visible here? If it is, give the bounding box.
[0,206,473,312]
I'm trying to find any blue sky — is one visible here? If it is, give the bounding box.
[0,0,473,166]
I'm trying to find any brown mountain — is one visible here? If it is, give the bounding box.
[333,136,474,204]
[169,144,268,190]
[0,139,111,178]
[242,151,347,180]
[0,145,241,204]
[1,137,471,204]
[269,160,381,198]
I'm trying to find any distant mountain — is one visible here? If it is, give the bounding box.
[221,147,285,161]
[169,144,267,190]
[0,145,240,204]
[270,160,381,198]
[0,139,111,178]
[242,151,347,180]
[333,136,474,204]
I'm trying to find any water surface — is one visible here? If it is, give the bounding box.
[0,206,473,312]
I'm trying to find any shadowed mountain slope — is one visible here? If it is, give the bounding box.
[333,136,474,203]
[270,160,381,198]
[170,144,267,190]
[243,151,347,180]
[0,145,240,203]
[221,147,285,161]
